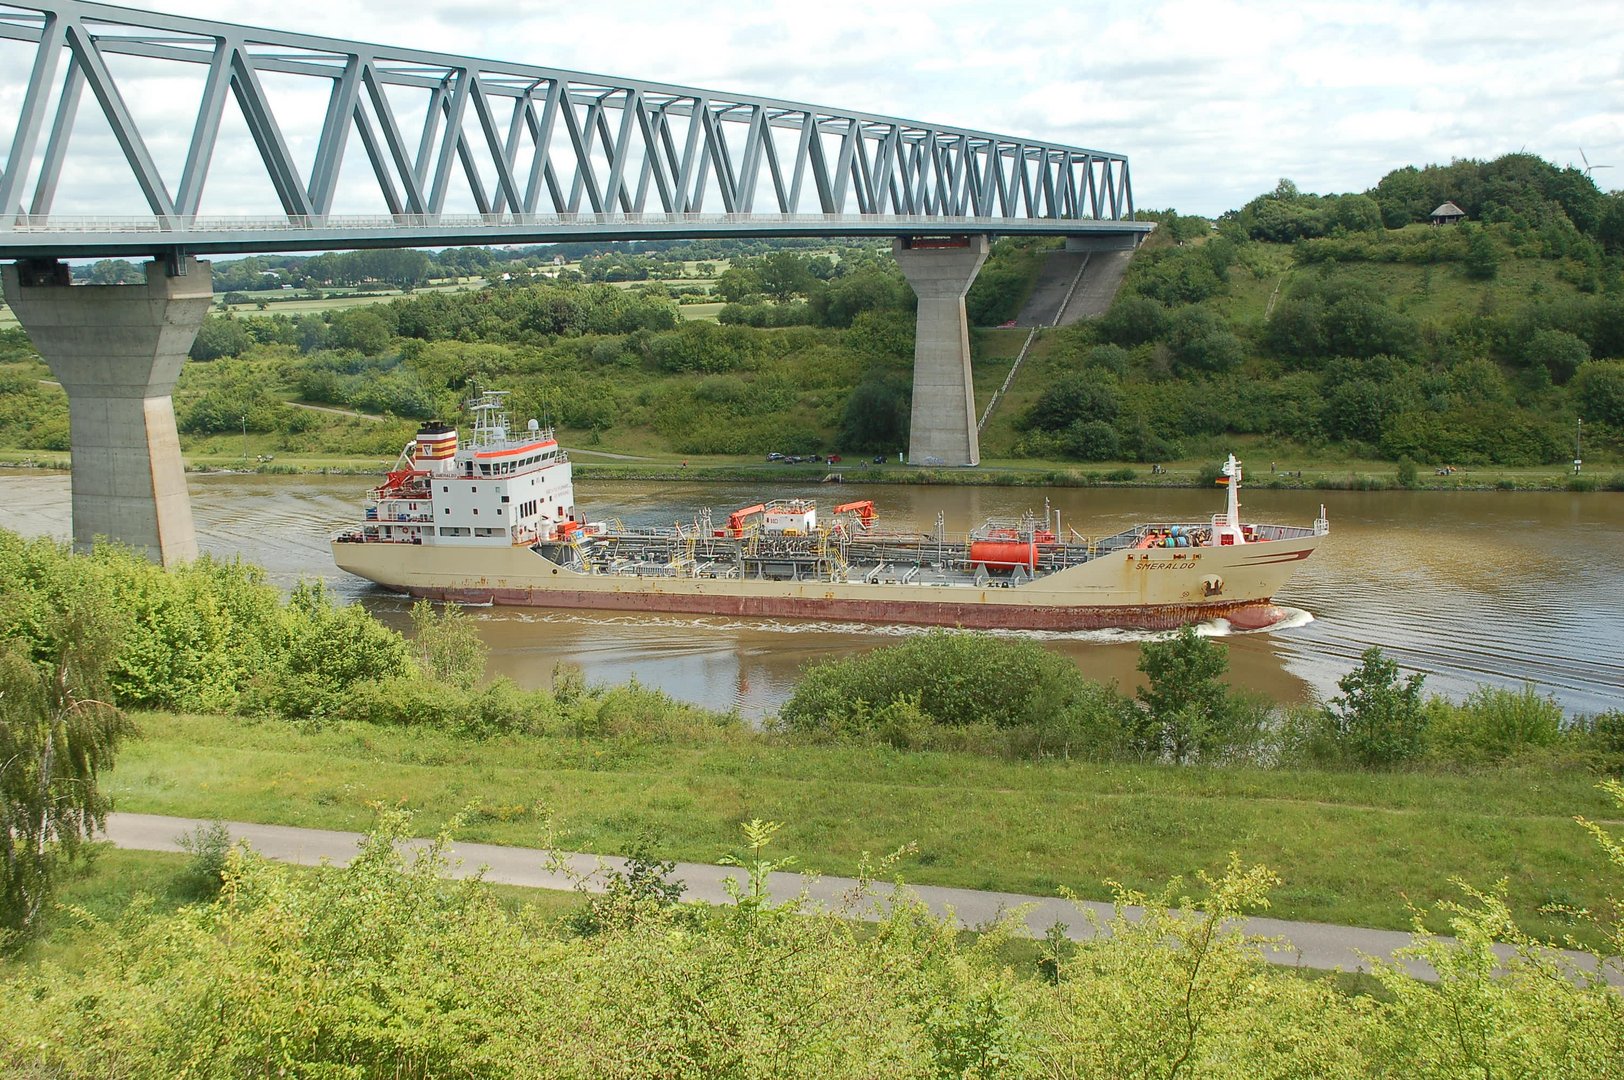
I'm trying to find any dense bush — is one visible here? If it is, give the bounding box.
[0,532,404,722]
[1424,684,1565,764]
[778,631,1130,758]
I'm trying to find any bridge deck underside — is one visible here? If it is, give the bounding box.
[0,217,1153,259]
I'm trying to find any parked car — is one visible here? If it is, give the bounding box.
[765,452,785,462]
[826,454,842,464]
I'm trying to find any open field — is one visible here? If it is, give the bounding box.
[108,712,1619,947]
[677,300,727,322]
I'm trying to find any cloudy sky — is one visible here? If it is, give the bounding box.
[4,0,1623,219]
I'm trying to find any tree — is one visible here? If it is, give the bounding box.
[0,600,131,948]
[1096,294,1169,347]
[1134,626,1233,763]
[1167,307,1244,373]
[83,259,143,284]
[1572,360,1624,428]
[1021,370,1121,434]
[713,265,764,302]
[409,600,487,691]
[1523,328,1589,385]
[189,314,252,360]
[839,370,911,451]
[328,308,392,355]
[1061,419,1121,461]
[1462,224,1501,281]
[809,265,911,327]
[756,252,815,301]
[1325,647,1427,766]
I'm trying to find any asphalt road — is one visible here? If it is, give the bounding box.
[105,812,1619,986]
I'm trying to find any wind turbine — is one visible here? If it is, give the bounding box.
[1580,148,1613,179]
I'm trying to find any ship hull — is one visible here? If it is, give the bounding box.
[332,533,1320,631]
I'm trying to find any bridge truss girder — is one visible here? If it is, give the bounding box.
[0,1,1140,255]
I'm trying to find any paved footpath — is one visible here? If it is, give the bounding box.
[106,813,1618,986]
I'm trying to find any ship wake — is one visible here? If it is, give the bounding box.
[490,607,1316,643]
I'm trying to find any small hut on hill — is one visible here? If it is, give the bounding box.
[1430,201,1467,225]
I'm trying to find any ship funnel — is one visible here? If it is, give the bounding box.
[414,422,458,470]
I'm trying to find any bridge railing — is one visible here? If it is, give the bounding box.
[1,1,1138,252]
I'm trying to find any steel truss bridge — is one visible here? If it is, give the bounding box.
[0,1,1147,258]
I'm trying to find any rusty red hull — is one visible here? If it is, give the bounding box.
[388,582,1287,631]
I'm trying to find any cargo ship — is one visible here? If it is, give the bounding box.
[332,392,1329,631]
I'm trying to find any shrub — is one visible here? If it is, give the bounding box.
[1427,684,1564,764]
[1131,627,1256,764]
[175,820,234,900]
[1324,647,1428,767]
[409,600,488,691]
[779,631,1130,759]
[244,580,412,720]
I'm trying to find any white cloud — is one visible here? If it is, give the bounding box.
[1,0,1622,220]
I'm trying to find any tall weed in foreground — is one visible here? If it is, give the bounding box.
[1370,881,1624,1077]
[1029,857,1376,1079]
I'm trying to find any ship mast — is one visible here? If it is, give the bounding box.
[1211,453,1247,545]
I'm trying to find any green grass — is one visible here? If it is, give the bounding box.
[109,712,1619,946]
[677,301,726,322]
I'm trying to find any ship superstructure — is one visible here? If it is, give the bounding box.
[335,397,1329,632]
[354,392,575,550]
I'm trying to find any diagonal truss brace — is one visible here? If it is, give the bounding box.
[0,0,1136,229]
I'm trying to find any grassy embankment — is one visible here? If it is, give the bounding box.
[107,711,1616,947]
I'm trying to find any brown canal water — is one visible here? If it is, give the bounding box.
[3,469,1621,718]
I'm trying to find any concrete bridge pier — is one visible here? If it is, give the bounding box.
[1,258,212,565]
[894,235,988,467]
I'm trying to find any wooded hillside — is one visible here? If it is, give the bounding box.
[2,153,1620,469]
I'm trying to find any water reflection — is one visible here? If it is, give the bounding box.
[4,469,1620,718]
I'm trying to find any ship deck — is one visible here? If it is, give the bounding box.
[524,520,1322,587]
